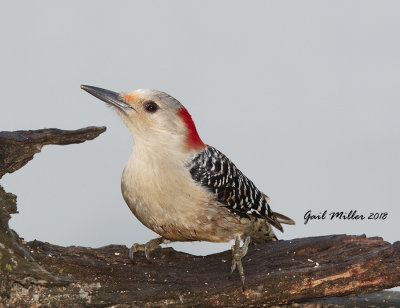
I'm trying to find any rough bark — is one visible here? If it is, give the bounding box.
[0,128,399,307]
[0,126,106,178]
[0,127,107,306]
[22,234,400,307]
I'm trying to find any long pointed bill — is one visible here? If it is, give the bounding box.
[80,85,135,112]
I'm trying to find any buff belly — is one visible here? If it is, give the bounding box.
[120,153,276,243]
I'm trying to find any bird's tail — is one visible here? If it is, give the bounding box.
[272,211,296,225]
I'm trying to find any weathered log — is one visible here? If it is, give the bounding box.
[0,126,106,178]
[21,234,400,307]
[294,291,400,308]
[0,127,106,305]
[0,128,399,307]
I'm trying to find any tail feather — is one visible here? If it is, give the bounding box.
[265,216,284,232]
[272,211,296,225]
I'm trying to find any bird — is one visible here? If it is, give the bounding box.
[81,85,295,290]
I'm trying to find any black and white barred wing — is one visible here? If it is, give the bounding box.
[189,146,284,232]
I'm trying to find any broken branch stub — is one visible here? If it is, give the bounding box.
[0,126,106,178]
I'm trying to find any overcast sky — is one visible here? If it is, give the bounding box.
[1,0,399,274]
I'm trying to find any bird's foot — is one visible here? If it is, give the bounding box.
[228,235,251,291]
[129,237,171,263]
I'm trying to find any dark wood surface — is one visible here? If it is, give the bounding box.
[0,126,106,178]
[23,234,400,307]
[0,127,399,307]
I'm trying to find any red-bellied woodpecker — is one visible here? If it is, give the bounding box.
[81,85,295,289]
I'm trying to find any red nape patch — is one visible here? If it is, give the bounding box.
[177,107,206,151]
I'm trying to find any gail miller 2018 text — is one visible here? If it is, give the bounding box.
[304,210,388,225]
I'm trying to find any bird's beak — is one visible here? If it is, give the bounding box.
[80,85,136,112]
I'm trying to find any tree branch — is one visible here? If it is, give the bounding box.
[0,127,399,307]
[0,126,106,178]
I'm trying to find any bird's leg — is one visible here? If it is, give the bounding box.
[229,235,251,291]
[129,237,171,263]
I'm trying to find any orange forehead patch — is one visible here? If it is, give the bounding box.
[122,91,139,103]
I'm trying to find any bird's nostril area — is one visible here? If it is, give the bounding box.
[122,92,138,103]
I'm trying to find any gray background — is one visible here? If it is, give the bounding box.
[1,0,399,274]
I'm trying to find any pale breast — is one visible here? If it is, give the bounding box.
[120,152,249,242]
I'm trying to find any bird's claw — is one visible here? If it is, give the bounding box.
[229,236,251,291]
[129,237,170,263]
[128,243,153,263]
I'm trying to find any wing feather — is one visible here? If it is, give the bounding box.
[188,146,284,232]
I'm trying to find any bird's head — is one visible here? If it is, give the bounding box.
[81,85,205,152]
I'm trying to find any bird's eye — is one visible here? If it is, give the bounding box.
[144,101,159,113]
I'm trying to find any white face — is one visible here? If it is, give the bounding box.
[116,89,187,146]
[81,85,204,153]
